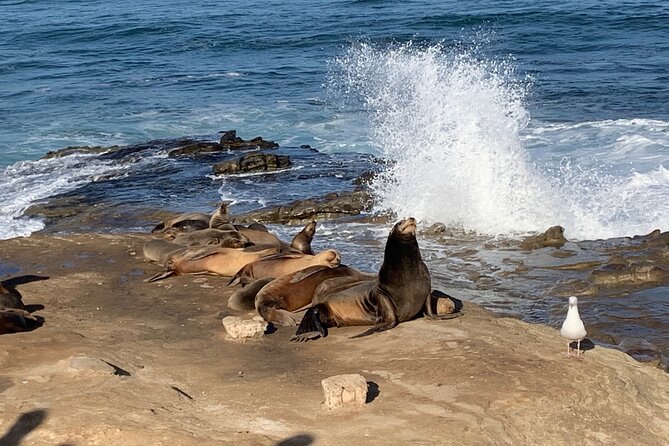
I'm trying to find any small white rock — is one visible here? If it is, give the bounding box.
[321,374,369,410]
[222,316,267,339]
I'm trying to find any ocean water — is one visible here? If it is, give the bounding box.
[1,1,668,361]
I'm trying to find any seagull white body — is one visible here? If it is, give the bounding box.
[560,296,587,356]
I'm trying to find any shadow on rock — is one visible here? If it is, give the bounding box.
[0,409,48,446]
[275,433,315,446]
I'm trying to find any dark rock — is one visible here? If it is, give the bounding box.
[168,131,279,157]
[213,153,291,175]
[232,190,373,225]
[520,226,567,250]
[617,338,661,363]
[41,146,118,160]
[589,262,669,287]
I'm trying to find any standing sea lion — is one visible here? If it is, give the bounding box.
[254,265,374,326]
[228,250,341,286]
[291,217,432,341]
[290,221,317,255]
[146,245,280,282]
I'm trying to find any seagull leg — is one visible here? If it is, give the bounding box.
[577,340,581,356]
[566,342,571,357]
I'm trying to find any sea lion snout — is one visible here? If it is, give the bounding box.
[397,217,417,235]
[325,250,341,266]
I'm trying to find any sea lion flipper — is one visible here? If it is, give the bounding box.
[290,306,328,342]
[425,312,464,321]
[145,270,176,283]
[228,266,250,286]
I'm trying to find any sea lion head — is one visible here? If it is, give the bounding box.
[304,221,317,237]
[393,217,417,239]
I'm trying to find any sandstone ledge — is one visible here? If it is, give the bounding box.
[0,233,667,445]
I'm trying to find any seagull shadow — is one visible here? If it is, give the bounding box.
[570,338,595,353]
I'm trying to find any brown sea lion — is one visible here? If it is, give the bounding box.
[236,227,283,246]
[254,265,374,326]
[143,239,188,265]
[0,283,23,309]
[291,217,436,341]
[146,245,280,282]
[290,221,316,255]
[228,277,275,311]
[151,212,211,234]
[0,308,42,334]
[171,229,250,248]
[209,201,232,229]
[228,250,341,286]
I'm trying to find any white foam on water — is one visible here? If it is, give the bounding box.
[334,42,669,240]
[0,153,157,240]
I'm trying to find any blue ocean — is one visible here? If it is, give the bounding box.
[1,0,668,362]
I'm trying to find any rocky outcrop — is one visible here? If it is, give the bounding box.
[521,225,568,250]
[213,153,291,175]
[42,146,117,159]
[167,130,278,157]
[232,190,373,225]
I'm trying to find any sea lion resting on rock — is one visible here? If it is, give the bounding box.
[146,245,281,282]
[291,217,458,341]
[151,212,211,234]
[171,229,251,248]
[143,239,188,265]
[237,265,374,325]
[228,250,342,286]
[0,308,42,335]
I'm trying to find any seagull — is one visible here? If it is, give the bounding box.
[560,296,587,357]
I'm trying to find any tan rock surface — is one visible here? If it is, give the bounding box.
[0,234,668,445]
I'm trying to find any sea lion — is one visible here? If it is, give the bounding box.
[291,217,433,341]
[171,229,251,248]
[146,245,281,282]
[0,308,42,334]
[209,201,232,229]
[143,239,188,265]
[254,265,375,326]
[290,221,316,255]
[247,223,269,232]
[228,277,275,311]
[236,227,283,246]
[228,250,342,286]
[151,212,211,234]
[0,283,23,309]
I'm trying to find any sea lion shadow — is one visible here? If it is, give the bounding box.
[0,409,48,446]
[274,433,315,446]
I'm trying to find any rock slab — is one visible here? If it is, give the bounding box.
[222,316,268,339]
[321,374,369,410]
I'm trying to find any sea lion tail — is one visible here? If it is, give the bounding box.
[290,306,328,342]
[145,270,176,283]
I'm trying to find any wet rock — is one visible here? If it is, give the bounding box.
[232,190,373,225]
[321,374,369,410]
[167,131,279,157]
[222,316,267,339]
[550,280,599,297]
[520,226,567,250]
[590,262,669,287]
[617,338,661,363]
[212,153,291,175]
[41,145,118,159]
